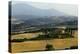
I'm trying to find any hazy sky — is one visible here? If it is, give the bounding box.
[12,1,78,16]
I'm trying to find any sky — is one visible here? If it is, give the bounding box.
[12,1,78,16]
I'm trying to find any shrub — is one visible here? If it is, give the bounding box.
[45,44,55,51]
[70,46,78,49]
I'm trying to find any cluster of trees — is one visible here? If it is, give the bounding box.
[11,38,28,42]
[11,32,73,42]
[11,28,75,42]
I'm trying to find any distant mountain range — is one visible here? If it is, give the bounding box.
[12,3,69,17]
[10,3,78,32]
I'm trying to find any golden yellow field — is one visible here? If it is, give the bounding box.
[11,32,43,40]
[11,38,78,53]
[11,31,78,53]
